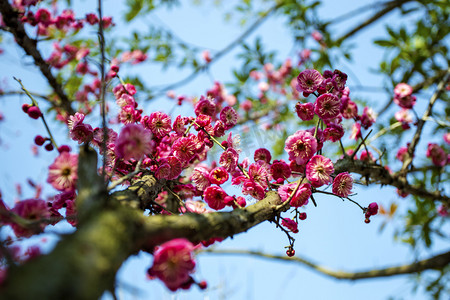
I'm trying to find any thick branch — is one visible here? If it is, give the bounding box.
[0,0,74,114]
[1,171,283,299]
[202,249,450,280]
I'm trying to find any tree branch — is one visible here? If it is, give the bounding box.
[0,0,74,115]
[400,67,450,173]
[334,157,450,205]
[335,0,414,45]
[201,249,450,280]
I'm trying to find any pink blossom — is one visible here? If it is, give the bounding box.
[323,123,344,142]
[115,124,153,161]
[155,156,182,180]
[67,112,85,131]
[341,100,358,119]
[444,133,450,144]
[277,182,311,207]
[118,105,141,124]
[91,127,118,150]
[332,172,353,197]
[203,186,227,210]
[194,97,216,117]
[145,112,172,138]
[296,69,323,94]
[332,69,348,91]
[394,83,413,98]
[191,166,211,191]
[209,167,229,185]
[360,107,377,129]
[306,155,334,187]
[295,102,315,121]
[314,93,340,120]
[220,106,238,129]
[47,152,78,192]
[349,123,362,140]
[11,199,51,238]
[254,148,272,163]
[219,148,239,172]
[172,136,197,164]
[113,83,136,98]
[270,160,291,181]
[240,99,253,112]
[395,109,413,129]
[426,143,447,167]
[148,238,196,291]
[285,130,317,165]
[242,180,265,200]
[396,146,409,162]
[70,123,93,144]
[281,218,299,233]
[248,163,270,190]
[116,94,136,108]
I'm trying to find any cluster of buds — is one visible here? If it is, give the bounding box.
[21,103,41,120]
[364,202,379,223]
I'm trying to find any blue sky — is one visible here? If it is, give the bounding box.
[0,1,448,299]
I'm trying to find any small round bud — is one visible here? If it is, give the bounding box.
[27,106,42,119]
[198,280,207,290]
[22,103,30,113]
[286,248,295,257]
[44,142,54,151]
[58,145,71,153]
[299,212,307,220]
[110,65,119,73]
[34,135,46,146]
[364,218,371,224]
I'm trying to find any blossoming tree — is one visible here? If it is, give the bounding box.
[0,0,448,299]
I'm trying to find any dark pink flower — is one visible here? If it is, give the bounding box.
[281,218,299,233]
[395,109,413,129]
[396,146,409,162]
[115,124,153,161]
[213,120,226,137]
[148,238,196,291]
[332,172,353,197]
[11,199,51,238]
[220,106,238,129]
[118,105,141,124]
[277,182,311,207]
[314,93,340,120]
[254,148,272,163]
[285,130,317,165]
[296,69,323,93]
[305,155,334,187]
[145,112,172,138]
[360,107,377,129]
[191,166,211,191]
[323,123,344,142]
[270,160,291,181]
[426,143,446,167]
[248,163,270,190]
[341,100,358,119]
[195,114,212,128]
[295,102,315,121]
[219,148,239,172]
[172,115,186,136]
[203,186,227,210]
[155,156,182,180]
[209,167,229,185]
[242,180,265,200]
[70,123,93,144]
[172,136,197,164]
[194,97,216,117]
[47,152,78,192]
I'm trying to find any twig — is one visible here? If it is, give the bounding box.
[14,77,59,149]
[401,68,450,173]
[201,248,450,280]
